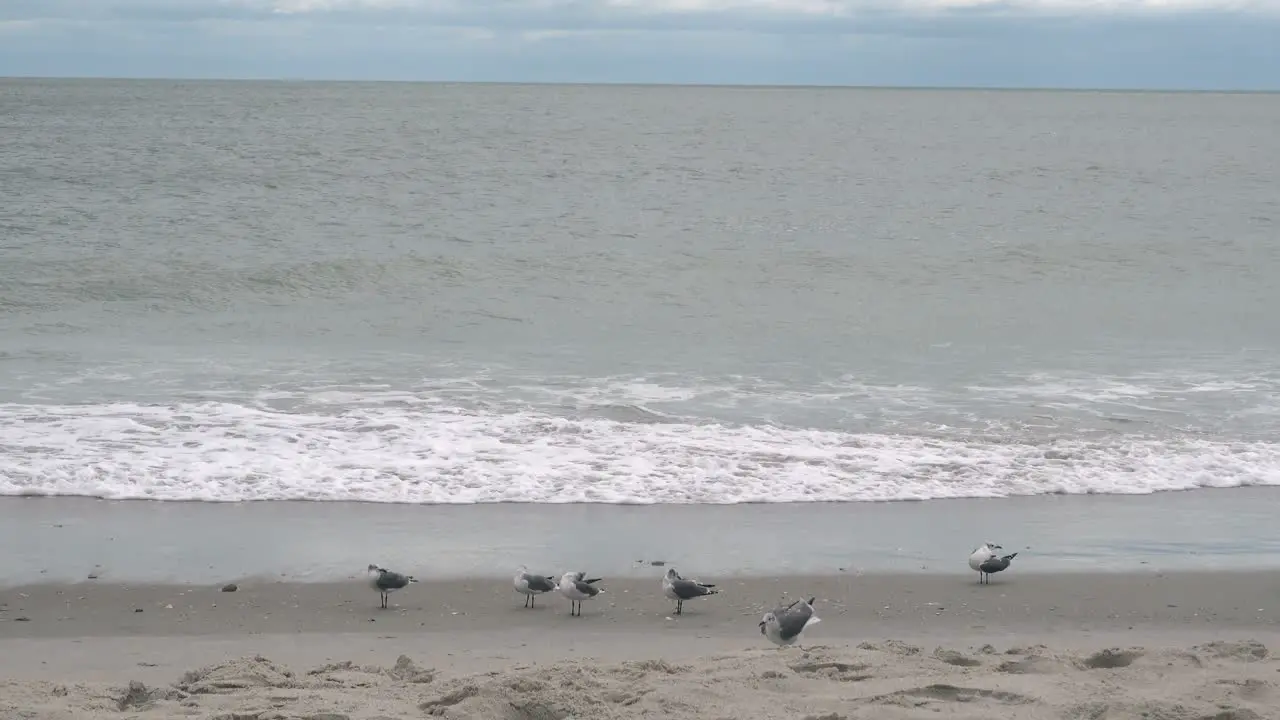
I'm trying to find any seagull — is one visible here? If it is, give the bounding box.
[661,568,719,615]
[513,565,558,608]
[367,564,417,609]
[558,571,604,616]
[760,596,821,649]
[968,542,1003,579]
[978,552,1019,584]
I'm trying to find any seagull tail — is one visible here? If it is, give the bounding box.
[1002,553,1019,562]
[805,596,816,606]
[408,577,419,583]
[803,615,822,629]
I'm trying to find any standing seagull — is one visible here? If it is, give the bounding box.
[978,552,1019,584]
[661,568,719,615]
[513,565,558,608]
[759,596,821,649]
[558,571,604,616]
[367,564,417,609]
[968,542,1002,578]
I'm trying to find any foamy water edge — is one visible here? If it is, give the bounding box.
[2,399,1277,504]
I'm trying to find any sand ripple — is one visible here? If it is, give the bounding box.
[1,640,1276,720]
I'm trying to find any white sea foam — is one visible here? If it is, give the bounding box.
[1,399,1277,504]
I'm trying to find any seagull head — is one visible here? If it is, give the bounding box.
[664,568,679,581]
[366,564,383,574]
[758,612,776,635]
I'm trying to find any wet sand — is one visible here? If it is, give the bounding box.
[7,487,1280,586]
[4,570,1280,640]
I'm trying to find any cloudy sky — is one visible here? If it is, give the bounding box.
[1,0,1278,89]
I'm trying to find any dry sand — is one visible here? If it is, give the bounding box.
[3,571,1280,719]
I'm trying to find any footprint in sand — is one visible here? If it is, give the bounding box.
[868,683,1035,709]
[789,660,874,683]
[932,648,983,667]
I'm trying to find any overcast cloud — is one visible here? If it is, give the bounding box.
[1,0,1277,89]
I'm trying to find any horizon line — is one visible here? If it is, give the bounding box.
[3,74,1278,94]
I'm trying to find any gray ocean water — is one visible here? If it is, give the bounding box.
[2,79,1279,512]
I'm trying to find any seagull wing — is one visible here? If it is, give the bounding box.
[671,578,715,599]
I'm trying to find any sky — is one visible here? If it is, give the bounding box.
[1,0,1278,89]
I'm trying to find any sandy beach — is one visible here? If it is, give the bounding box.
[3,570,1279,719]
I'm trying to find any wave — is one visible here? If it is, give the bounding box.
[1,398,1276,504]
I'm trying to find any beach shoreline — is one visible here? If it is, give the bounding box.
[3,571,1279,718]
[8,487,1280,587]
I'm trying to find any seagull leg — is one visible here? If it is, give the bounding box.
[676,600,682,615]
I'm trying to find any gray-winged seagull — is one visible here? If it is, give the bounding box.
[968,542,1002,577]
[978,552,1019,584]
[759,596,821,649]
[558,571,604,616]
[513,565,558,608]
[367,564,417,609]
[661,567,719,615]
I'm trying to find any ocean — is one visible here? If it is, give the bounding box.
[2,79,1278,582]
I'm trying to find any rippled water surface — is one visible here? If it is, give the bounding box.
[2,79,1278,504]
